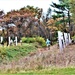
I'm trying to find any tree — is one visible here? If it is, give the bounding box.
[1,6,46,39]
[46,8,52,22]
[0,10,4,17]
[59,0,71,30]
[50,1,70,32]
[69,0,75,23]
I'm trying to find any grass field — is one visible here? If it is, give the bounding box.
[0,43,37,63]
[0,43,75,75]
[0,67,75,75]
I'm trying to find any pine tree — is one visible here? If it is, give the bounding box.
[51,1,70,32]
[70,0,75,23]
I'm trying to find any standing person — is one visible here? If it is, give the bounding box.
[46,38,51,50]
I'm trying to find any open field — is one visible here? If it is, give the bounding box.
[0,43,75,74]
[1,44,75,72]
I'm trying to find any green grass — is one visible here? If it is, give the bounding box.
[0,67,75,75]
[0,43,37,62]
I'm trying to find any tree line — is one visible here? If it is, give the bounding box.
[0,0,75,42]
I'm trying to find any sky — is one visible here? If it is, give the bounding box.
[0,0,59,14]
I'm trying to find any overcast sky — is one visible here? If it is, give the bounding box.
[0,0,59,14]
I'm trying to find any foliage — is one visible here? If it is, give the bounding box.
[72,35,75,40]
[21,37,46,47]
[70,0,75,23]
[21,37,36,43]
[36,37,46,47]
[1,6,44,40]
[50,1,70,32]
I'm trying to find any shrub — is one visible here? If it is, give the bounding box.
[36,37,46,47]
[21,37,27,43]
[0,47,6,59]
[21,37,46,47]
[21,37,36,43]
[27,37,36,43]
[72,35,75,40]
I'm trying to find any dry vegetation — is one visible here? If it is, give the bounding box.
[0,44,75,73]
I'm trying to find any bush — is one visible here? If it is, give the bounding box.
[72,35,75,40]
[0,47,6,59]
[21,37,27,43]
[21,37,36,43]
[21,37,46,47]
[36,37,46,47]
[27,37,36,43]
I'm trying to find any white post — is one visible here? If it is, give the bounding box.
[58,31,64,52]
[9,37,11,46]
[68,33,71,44]
[1,36,3,43]
[64,33,69,46]
[64,33,67,46]
[15,36,17,46]
[66,33,69,45]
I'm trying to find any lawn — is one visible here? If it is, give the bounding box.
[0,67,75,75]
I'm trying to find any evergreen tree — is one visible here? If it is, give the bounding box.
[46,8,52,22]
[51,1,70,32]
[69,0,75,23]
